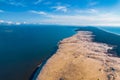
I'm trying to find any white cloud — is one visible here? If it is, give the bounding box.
[34,0,43,4]
[0,0,25,7]
[0,20,23,25]
[9,2,25,7]
[38,12,120,26]
[7,0,25,7]
[89,1,98,6]
[0,20,4,23]
[43,1,51,5]
[89,9,98,13]
[7,21,13,24]
[30,10,47,15]
[15,22,21,25]
[52,6,68,12]
[0,20,12,24]
[23,21,27,24]
[76,9,98,14]
[0,10,4,13]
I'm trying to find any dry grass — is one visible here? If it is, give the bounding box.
[37,31,120,80]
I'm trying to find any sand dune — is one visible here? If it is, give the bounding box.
[37,31,120,80]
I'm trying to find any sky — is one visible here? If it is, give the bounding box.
[0,0,120,26]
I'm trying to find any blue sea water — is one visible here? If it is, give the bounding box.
[100,27,120,35]
[0,25,76,80]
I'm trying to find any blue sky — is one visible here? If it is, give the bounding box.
[0,0,120,26]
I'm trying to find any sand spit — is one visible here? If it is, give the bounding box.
[37,31,120,80]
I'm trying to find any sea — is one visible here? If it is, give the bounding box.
[0,25,120,80]
[0,25,76,80]
[99,27,120,35]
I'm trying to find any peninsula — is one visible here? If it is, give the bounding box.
[37,31,120,80]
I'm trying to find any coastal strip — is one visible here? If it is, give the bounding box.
[37,31,120,80]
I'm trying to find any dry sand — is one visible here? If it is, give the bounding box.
[37,31,120,80]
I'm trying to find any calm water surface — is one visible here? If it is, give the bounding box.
[0,25,76,80]
[100,27,120,35]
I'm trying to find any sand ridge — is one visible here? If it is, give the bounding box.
[37,31,120,80]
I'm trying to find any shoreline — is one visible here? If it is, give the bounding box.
[30,28,77,80]
[76,27,120,57]
[37,30,120,80]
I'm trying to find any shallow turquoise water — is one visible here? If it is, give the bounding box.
[0,25,76,80]
[100,27,120,35]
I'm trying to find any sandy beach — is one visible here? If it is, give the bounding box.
[37,31,120,80]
